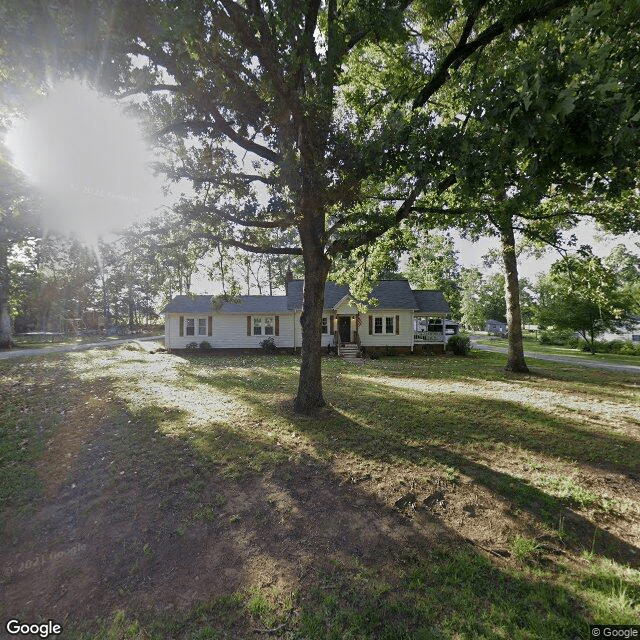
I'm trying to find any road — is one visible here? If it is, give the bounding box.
[0,336,164,360]
[472,340,640,375]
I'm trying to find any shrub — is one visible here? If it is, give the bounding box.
[619,343,640,356]
[185,341,199,350]
[447,334,471,356]
[199,341,211,350]
[538,328,576,346]
[259,336,278,353]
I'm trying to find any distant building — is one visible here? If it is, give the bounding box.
[486,319,508,335]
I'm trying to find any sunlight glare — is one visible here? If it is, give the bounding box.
[5,79,165,242]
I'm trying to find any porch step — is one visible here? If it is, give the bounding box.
[339,343,362,361]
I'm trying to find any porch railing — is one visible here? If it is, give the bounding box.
[413,331,445,343]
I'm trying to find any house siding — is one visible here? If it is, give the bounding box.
[165,312,295,350]
[358,309,415,348]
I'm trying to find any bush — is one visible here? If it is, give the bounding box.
[538,328,576,346]
[259,336,278,353]
[199,341,211,350]
[185,342,199,350]
[447,334,471,356]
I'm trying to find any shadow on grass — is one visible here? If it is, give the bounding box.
[1,352,638,639]
[187,366,640,566]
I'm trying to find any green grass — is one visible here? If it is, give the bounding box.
[477,336,640,366]
[2,348,639,638]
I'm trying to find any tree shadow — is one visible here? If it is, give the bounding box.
[1,351,638,638]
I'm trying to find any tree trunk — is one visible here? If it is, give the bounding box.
[0,244,13,349]
[294,217,331,413]
[500,219,529,373]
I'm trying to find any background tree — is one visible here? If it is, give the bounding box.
[0,148,39,347]
[537,247,633,353]
[404,232,462,319]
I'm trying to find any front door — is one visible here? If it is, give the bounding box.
[338,316,351,343]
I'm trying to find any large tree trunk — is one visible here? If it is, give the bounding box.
[500,219,529,373]
[0,244,13,349]
[294,216,331,413]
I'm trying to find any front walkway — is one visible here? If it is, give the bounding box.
[472,339,640,375]
[0,336,164,360]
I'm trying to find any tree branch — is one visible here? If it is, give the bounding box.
[412,0,574,109]
[192,232,302,255]
[327,180,424,255]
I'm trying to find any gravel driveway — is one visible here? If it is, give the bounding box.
[472,340,640,375]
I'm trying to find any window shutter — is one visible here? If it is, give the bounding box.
[396,315,400,335]
[247,315,251,336]
[275,315,279,336]
[368,315,372,335]
[179,316,184,337]
[208,316,212,336]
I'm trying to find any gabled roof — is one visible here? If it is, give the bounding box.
[286,280,349,310]
[286,279,433,311]
[413,290,450,314]
[162,294,288,314]
[164,280,451,314]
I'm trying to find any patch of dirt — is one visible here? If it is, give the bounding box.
[1,395,456,628]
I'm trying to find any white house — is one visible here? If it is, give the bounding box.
[598,317,640,343]
[163,279,454,355]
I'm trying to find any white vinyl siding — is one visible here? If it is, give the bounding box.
[165,313,294,349]
[359,310,414,348]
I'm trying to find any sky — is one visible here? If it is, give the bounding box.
[5,80,638,291]
[5,80,167,245]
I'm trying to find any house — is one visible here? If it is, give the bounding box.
[598,317,640,343]
[163,279,453,355]
[486,319,508,335]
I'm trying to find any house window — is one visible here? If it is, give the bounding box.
[374,317,383,333]
[198,318,207,335]
[385,317,394,334]
[253,316,275,336]
[321,317,328,334]
[633,335,640,342]
[186,318,195,336]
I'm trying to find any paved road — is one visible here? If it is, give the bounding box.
[0,336,164,360]
[472,340,640,375]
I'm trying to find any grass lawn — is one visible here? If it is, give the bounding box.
[1,344,639,638]
[477,336,640,366]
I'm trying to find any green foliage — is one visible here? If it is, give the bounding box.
[537,247,634,353]
[404,232,462,318]
[199,341,211,350]
[259,336,278,354]
[447,334,471,356]
[538,329,579,347]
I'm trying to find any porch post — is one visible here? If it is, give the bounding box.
[442,315,446,345]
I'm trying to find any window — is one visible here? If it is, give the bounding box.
[633,335,640,342]
[385,317,394,334]
[253,316,275,336]
[321,317,328,334]
[198,318,207,335]
[186,318,195,336]
[374,317,383,333]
